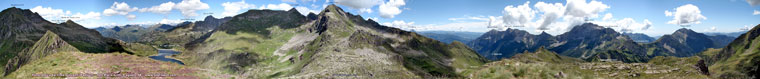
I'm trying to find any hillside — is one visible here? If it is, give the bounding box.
[469,23,649,62]
[0,7,129,75]
[705,24,760,78]
[179,5,486,78]
[623,33,656,43]
[3,31,80,75]
[468,48,708,78]
[469,23,736,63]
[467,29,555,60]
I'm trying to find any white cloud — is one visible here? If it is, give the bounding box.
[381,20,417,30]
[665,4,707,27]
[448,16,489,21]
[282,0,297,3]
[615,18,652,32]
[602,13,612,21]
[30,6,68,19]
[534,2,565,30]
[501,2,536,28]
[139,2,175,14]
[30,6,102,23]
[159,18,184,24]
[175,0,210,17]
[103,2,138,16]
[126,14,136,20]
[740,25,751,31]
[564,0,609,18]
[378,0,405,18]
[754,10,760,15]
[706,26,717,32]
[221,0,255,17]
[295,6,319,15]
[70,12,101,21]
[359,8,373,14]
[334,0,383,9]
[748,0,760,6]
[260,3,293,10]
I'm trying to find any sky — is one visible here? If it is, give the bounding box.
[1,0,759,36]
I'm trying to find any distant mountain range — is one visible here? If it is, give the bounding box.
[468,23,736,62]
[96,15,232,48]
[703,31,747,37]
[416,31,483,44]
[623,33,656,43]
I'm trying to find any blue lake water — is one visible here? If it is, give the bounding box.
[149,49,185,65]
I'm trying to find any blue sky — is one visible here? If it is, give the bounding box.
[2,0,759,36]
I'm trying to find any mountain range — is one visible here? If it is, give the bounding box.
[0,4,757,78]
[416,31,483,44]
[468,23,735,62]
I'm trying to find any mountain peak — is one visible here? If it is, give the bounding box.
[203,15,216,21]
[675,28,697,33]
[321,4,346,15]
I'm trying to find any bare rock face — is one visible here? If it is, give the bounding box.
[695,60,710,75]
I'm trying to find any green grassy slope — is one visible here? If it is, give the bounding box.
[705,24,760,78]
[179,5,486,78]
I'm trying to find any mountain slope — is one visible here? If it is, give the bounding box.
[650,28,715,56]
[467,29,555,60]
[469,23,649,62]
[0,7,127,75]
[705,24,760,78]
[623,33,656,43]
[2,31,80,75]
[140,16,231,47]
[469,47,708,78]
[180,5,486,78]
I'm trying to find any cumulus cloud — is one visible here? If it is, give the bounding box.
[221,0,255,17]
[30,6,69,19]
[378,0,405,18]
[534,2,565,30]
[334,0,382,9]
[381,20,417,30]
[754,10,760,15]
[175,0,210,17]
[359,8,373,13]
[564,0,609,18]
[602,13,612,21]
[159,18,184,24]
[665,4,706,27]
[260,3,293,10]
[70,12,102,21]
[501,2,536,28]
[295,6,319,15]
[748,0,760,6]
[103,2,138,16]
[615,18,652,32]
[139,2,175,14]
[30,6,102,22]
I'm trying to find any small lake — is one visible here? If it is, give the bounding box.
[149,49,185,65]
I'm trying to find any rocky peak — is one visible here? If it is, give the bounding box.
[203,15,216,21]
